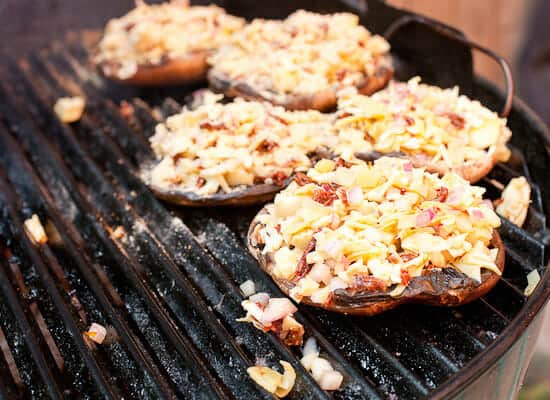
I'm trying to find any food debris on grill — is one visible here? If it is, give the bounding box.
[53,96,86,123]
[247,360,296,397]
[524,269,541,297]
[83,323,118,345]
[239,279,256,297]
[495,176,531,227]
[110,225,126,240]
[238,294,304,346]
[23,214,48,245]
[301,337,344,391]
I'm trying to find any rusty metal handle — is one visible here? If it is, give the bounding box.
[384,15,514,118]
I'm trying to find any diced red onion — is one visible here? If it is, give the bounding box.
[323,239,342,258]
[249,292,270,307]
[319,370,344,391]
[347,187,363,206]
[311,358,333,381]
[482,199,494,210]
[416,208,436,227]
[302,337,319,357]
[261,298,297,324]
[308,263,331,284]
[470,209,484,219]
[329,277,347,291]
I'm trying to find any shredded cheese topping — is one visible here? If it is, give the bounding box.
[148,95,336,195]
[96,1,245,79]
[209,10,391,99]
[252,157,502,304]
[335,77,512,173]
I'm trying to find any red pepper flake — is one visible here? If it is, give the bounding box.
[274,224,281,233]
[349,275,387,293]
[399,188,407,195]
[336,69,347,82]
[443,112,465,129]
[199,120,227,130]
[196,177,206,188]
[337,187,349,206]
[292,237,317,282]
[256,139,278,153]
[312,183,339,206]
[400,269,411,286]
[435,186,449,202]
[403,115,415,126]
[271,171,288,186]
[293,172,313,186]
[400,252,418,262]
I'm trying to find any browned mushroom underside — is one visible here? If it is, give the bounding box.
[247,207,505,316]
[207,55,394,112]
[148,181,285,207]
[98,51,209,86]
[355,150,499,184]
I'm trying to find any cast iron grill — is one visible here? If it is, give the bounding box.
[0,3,549,399]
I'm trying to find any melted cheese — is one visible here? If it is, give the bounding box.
[148,95,336,195]
[209,10,390,98]
[335,77,512,173]
[96,1,244,79]
[256,157,502,302]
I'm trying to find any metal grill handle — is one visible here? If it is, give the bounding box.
[384,15,514,118]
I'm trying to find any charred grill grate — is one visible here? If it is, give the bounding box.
[0,28,548,400]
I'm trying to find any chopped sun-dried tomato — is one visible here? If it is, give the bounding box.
[271,171,288,186]
[312,183,339,206]
[253,176,266,184]
[292,237,317,282]
[256,139,278,152]
[294,172,313,186]
[434,186,449,202]
[199,120,227,130]
[443,112,465,130]
[196,177,206,188]
[400,269,411,286]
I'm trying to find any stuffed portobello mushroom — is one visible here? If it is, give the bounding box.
[143,93,339,206]
[338,77,512,183]
[94,0,245,86]
[208,10,393,111]
[248,157,504,315]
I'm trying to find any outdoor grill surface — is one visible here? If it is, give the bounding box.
[0,1,549,399]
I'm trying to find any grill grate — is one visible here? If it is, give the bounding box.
[0,30,547,400]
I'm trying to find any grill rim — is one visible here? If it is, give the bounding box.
[428,76,550,400]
